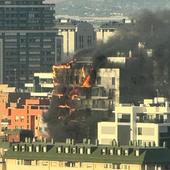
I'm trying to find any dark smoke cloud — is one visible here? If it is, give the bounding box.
[90,10,170,102]
[44,10,170,142]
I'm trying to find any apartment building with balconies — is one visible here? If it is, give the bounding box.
[98,97,170,147]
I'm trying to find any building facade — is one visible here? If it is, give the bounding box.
[25,72,53,97]
[3,141,170,170]
[0,0,59,88]
[98,97,170,147]
[3,98,49,138]
[56,18,96,59]
[96,21,121,43]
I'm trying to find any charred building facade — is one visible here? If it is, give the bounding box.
[44,55,120,142]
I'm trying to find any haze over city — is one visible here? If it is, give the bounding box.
[50,0,170,16]
[0,0,170,170]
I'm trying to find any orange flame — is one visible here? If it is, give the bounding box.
[71,94,80,100]
[53,64,71,80]
[58,104,70,109]
[81,66,86,78]
[82,75,91,88]
[55,94,64,98]
[53,64,71,70]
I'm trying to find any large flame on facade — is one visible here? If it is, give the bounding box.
[44,57,98,142]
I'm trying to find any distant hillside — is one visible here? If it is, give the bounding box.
[55,0,170,16]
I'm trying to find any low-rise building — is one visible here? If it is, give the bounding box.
[0,84,30,135]
[98,97,170,147]
[5,98,49,138]
[3,140,170,170]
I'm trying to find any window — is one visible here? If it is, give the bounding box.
[109,149,113,155]
[87,36,92,46]
[24,160,31,165]
[125,149,129,156]
[65,161,75,167]
[112,77,115,85]
[79,148,84,154]
[136,150,140,156]
[101,148,106,155]
[57,147,61,153]
[21,146,25,152]
[138,128,142,135]
[112,164,120,169]
[87,148,91,154]
[8,109,11,116]
[65,147,69,153]
[13,145,18,152]
[104,164,108,168]
[72,147,76,154]
[96,77,101,85]
[43,146,47,152]
[35,146,39,152]
[31,106,38,109]
[117,149,121,155]
[28,146,32,152]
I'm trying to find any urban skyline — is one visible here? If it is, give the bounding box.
[0,0,170,170]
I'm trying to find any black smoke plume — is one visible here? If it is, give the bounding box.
[44,10,170,142]
[90,10,170,102]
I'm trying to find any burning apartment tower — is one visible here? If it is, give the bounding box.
[44,55,120,142]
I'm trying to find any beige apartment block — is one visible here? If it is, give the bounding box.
[97,68,120,105]
[98,97,170,147]
[96,22,121,43]
[56,18,95,58]
[2,141,170,170]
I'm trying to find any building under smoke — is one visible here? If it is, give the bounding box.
[44,10,170,142]
[44,55,120,142]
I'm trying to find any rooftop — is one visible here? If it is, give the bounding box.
[4,140,170,164]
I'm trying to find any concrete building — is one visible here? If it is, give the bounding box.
[95,68,120,106]
[96,21,121,43]
[25,72,53,97]
[0,84,30,135]
[3,98,49,138]
[56,18,96,60]
[98,97,170,147]
[50,55,121,140]
[2,141,170,170]
[0,0,59,88]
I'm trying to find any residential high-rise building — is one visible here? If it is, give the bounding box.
[0,0,60,88]
[56,18,96,60]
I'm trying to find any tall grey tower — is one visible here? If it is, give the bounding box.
[0,0,58,88]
